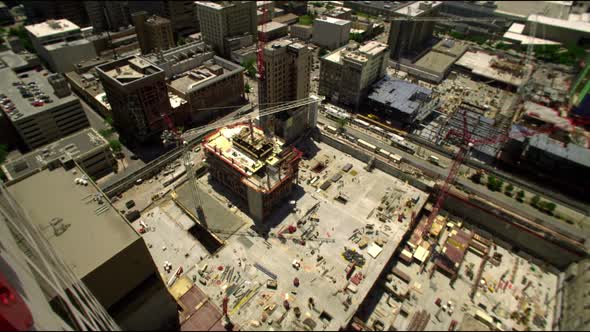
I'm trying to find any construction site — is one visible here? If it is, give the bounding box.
[128,137,429,330]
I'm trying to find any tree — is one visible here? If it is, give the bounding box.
[539,201,557,215]
[177,37,186,46]
[531,194,541,207]
[104,115,114,127]
[516,190,525,202]
[470,171,483,184]
[99,128,114,138]
[336,117,348,132]
[245,82,252,94]
[241,58,256,77]
[109,139,122,153]
[504,183,514,196]
[298,15,314,26]
[350,32,363,43]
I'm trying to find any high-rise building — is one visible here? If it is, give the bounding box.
[388,1,442,61]
[84,1,130,33]
[258,39,314,142]
[131,12,175,54]
[25,19,97,73]
[312,16,352,50]
[203,123,302,222]
[96,55,172,142]
[319,41,388,108]
[195,1,257,58]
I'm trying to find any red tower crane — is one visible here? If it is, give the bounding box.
[419,110,559,235]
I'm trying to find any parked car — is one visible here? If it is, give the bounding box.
[448,320,458,331]
[125,200,136,209]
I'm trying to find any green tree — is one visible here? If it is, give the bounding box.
[539,201,557,215]
[245,82,252,94]
[350,32,363,43]
[336,117,348,131]
[99,128,114,138]
[531,194,541,207]
[504,183,514,196]
[104,115,114,127]
[516,190,525,202]
[241,58,256,77]
[470,171,483,184]
[109,139,122,153]
[298,15,314,25]
[177,37,186,46]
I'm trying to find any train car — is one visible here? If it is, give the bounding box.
[388,132,405,143]
[390,153,402,164]
[325,125,338,134]
[357,139,377,152]
[378,148,391,159]
[324,104,351,121]
[370,125,386,136]
[352,118,370,128]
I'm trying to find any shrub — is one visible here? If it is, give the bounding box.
[109,139,122,153]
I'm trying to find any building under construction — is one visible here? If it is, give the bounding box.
[202,123,302,222]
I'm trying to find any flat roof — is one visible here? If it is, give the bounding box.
[345,0,411,13]
[0,50,28,69]
[495,1,571,20]
[455,51,528,87]
[394,1,443,17]
[315,16,350,25]
[414,51,456,74]
[358,40,388,56]
[368,76,432,115]
[7,166,139,278]
[529,13,590,33]
[1,128,108,182]
[97,56,163,85]
[168,56,242,93]
[257,21,287,32]
[25,19,80,39]
[0,67,79,121]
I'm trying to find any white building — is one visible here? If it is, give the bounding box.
[25,19,96,73]
[312,16,352,50]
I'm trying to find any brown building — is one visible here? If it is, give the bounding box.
[203,123,302,222]
[96,56,174,142]
[258,39,314,142]
[132,12,175,54]
[167,56,246,125]
[127,0,198,36]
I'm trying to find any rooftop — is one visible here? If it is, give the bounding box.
[25,19,80,39]
[257,21,287,32]
[503,23,561,45]
[394,1,443,17]
[97,56,163,85]
[6,165,139,278]
[495,1,572,20]
[413,39,467,74]
[315,16,351,25]
[0,67,79,121]
[529,13,590,33]
[195,1,248,10]
[368,76,433,115]
[203,123,286,177]
[345,0,411,13]
[168,56,242,93]
[455,51,530,87]
[1,128,108,182]
[324,41,388,64]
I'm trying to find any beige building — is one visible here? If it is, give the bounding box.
[312,16,352,50]
[290,24,313,41]
[25,19,97,73]
[195,1,257,58]
[132,12,175,54]
[258,39,315,142]
[5,164,179,330]
[319,41,388,108]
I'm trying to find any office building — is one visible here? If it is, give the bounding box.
[387,1,442,61]
[289,24,313,41]
[203,123,302,222]
[257,1,275,24]
[560,258,590,331]
[127,0,198,36]
[312,16,352,50]
[97,56,172,143]
[366,76,434,128]
[25,19,97,73]
[132,12,175,54]
[84,1,130,33]
[258,21,289,42]
[319,41,388,108]
[195,1,257,58]
[258,39,314,142]
[4,164,179,330]
[140,40,215,78]
[23,1,89,27]
[88,27,139,57]
[168,56,246,124]
[1,128,115,183]
[324,6,353,20]
[0,68,90,151]
[343,1,408,18]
